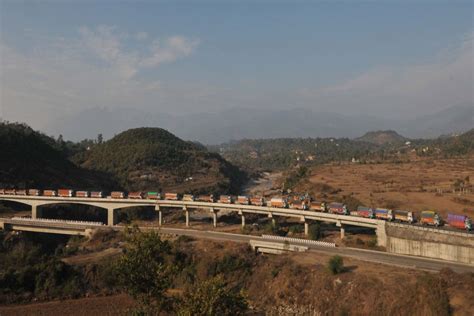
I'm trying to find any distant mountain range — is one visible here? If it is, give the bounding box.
[47,104,473,144]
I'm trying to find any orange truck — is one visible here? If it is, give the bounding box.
[219,195,233,204]
[197,195,215,202]
[164,193,180,200]
[236,196,250,205]
[43,190,57,197]
[75,191,90,198]
[111,191,126,199]
[182,194,195,201]
[270,197,288,208]
[250,196,265,206]
[420,211,441,227]
[128,192,144,199]
[27,189,41,196]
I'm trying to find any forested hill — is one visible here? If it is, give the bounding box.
[76,127,247,193]
[0,122,116,189]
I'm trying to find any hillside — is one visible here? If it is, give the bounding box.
[356,130,407,145]
[210,138,379,171]
[77,127,246,193]
[0,122,116,190]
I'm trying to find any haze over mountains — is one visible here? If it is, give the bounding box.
[48,104,473,144]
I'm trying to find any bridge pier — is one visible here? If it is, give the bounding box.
[107,208,117,226]
[241,214,245,228]
[184,207,189,227]
[155,205,162,226]
[210,208,217,228]
[340,225,345,239]
[31,205,42,219]
[304,221,309,236]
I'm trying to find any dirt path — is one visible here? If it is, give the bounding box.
[62,248,122,265]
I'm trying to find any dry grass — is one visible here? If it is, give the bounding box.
[305,156,474,218]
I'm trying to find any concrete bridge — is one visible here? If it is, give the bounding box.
[0,194,387,246]
[0,217,102,237]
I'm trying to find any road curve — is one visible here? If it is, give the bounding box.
[139,226,474,274]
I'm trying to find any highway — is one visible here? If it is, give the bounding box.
[143,226,474,274]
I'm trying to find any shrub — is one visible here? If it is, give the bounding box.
[308,223,322,240]
[328,255,344,275]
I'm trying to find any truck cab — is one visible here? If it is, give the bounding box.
[465,217,472,231]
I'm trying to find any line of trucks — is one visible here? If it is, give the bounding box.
[0,188,471,231]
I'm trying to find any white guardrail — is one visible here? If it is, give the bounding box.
[11,217,104,226]
[261,234,336,248]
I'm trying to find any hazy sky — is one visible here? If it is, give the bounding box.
[1,1,473,133]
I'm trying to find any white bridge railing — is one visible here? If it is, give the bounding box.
[261,234,336,248]
[11,217,104,226]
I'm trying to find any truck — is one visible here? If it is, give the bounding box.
[182,194,195,202]
[355,206,374,218]
[328,202,349,215]
[393,210,414,224]
[58,189,74,197]
[15,189,27,196]
[290,199,309,210]
[197,195,215,203]
[75,191,90,198]
[128,192,144,199]
[5,189,16,195]
[250,196,265,206]
[270,197,288,208]
[90,191,104,198]
[375,208,393,221]
[219,195,233,204]
[236,196,250,205]
[310,201,326,212]
[146,192,161,200]
[447,213,472,231]
[420,211,441,227]
[164,193,180,200]
[43,190,57,197]
[27,189,41,196]
[111,191,126,199]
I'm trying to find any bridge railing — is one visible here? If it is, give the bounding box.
[11,217,104,226]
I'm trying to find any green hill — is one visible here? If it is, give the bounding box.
[0,122,117,190]
[356,130,407,145]
[77,127,247,193]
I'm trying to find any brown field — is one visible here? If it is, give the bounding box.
[306,156,474,218]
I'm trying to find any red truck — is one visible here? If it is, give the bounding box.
[355,206,374,218]
[90,191,104,198]
[328,202,349,215]
[447,213,471,231]
[58,189,74,197]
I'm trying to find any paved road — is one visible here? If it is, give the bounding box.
[141,226,474,274]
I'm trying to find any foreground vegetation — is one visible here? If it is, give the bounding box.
[1,228,473,315]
